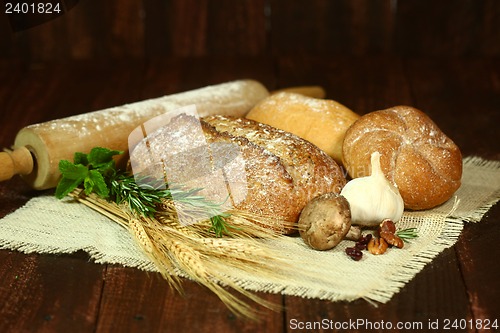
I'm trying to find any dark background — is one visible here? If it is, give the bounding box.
[1,0,499,61]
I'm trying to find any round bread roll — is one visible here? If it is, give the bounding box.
[130,114,346,233]
[342,106,462,210]
[246,92,360,163]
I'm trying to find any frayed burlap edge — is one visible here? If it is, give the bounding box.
[0,156,499,305]
[454,156,500,222]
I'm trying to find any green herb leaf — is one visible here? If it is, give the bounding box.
[59,160,88,179]
[396,227,419,243]
[87,170,109,198]
[87,147,122,169]
[83,175,95,195]
[55,147,121,200]
[209,214,229,237]
[56,146,234,237]
[73,152,88,166]
[109,174,166,217]
[56,160,89,198]
[55,176,85,199]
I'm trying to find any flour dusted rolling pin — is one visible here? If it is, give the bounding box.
[0,80,271,190]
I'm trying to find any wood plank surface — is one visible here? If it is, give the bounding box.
[1,2,500,330]
[0,57,499,333]
[270,0,396,56]
[2,1,500,61]
[444,58,500,326]
[395,0,500,56]
[0,251,104,333]
[95,267,283,333]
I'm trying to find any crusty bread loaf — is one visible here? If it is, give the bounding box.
[130,114,346,233]
[245,92,360,163]
[342,105,462,210]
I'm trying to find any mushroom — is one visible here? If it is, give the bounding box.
[298,193,351,250]
[344,225,362,241]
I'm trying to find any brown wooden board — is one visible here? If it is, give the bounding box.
[95,266,283,333]
[0,251,104,333]
[2,1,500,61]
[0,57,499,332]
[275,56,414,112]
[395,0,500,57]
[270,0,395,56]
[456,204,500,325]
[403,58,500,160]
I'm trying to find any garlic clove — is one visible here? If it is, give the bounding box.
[340,151,404,227]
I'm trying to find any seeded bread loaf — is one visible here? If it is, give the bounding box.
[130,114,346,233]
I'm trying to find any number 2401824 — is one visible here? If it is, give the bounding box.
[443,318,498,330]
[5,2,61,14]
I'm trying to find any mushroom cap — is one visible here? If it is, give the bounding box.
[298,193,351,250]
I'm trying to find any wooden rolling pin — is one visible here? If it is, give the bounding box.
[0,80,274,190]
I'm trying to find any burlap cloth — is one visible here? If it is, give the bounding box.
[1,156,499,303]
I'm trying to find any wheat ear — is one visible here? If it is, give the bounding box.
[68,190,295,319]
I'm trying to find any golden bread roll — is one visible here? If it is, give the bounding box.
[130,114,346,233]
[342,106,462,210]
[245,92,360,163]
[271,85,326,99]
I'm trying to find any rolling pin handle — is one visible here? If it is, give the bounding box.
[0,147,34,182]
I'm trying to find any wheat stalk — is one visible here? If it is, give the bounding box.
[130,214,286,319]
[68,189,296,319]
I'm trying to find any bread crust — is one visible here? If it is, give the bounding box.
[342,106,462,210]
[131,114,346,233]
[245,92,360,163]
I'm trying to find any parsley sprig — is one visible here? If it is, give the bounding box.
[55,147,232,237]
[55,147,121,199]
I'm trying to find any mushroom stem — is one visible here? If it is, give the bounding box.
[343,225,362,241]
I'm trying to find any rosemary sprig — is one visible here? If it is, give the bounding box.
[395,227,419,243]
[55,147,233,237]
[171,189,239,237]
[209,213,233,236]
[109,173,171,217]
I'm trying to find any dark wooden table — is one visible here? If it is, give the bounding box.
[0,56,499,333]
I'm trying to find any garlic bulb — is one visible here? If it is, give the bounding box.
[340,151,404,226]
